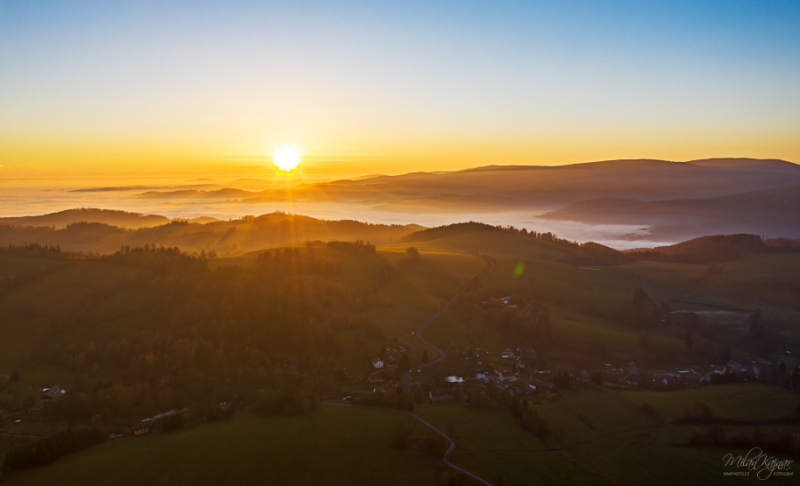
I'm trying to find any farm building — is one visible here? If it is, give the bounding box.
[41,386,66,400]
[430,389,455,402]
[132,420,155,436]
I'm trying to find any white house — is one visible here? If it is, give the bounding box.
[372,357,384,369]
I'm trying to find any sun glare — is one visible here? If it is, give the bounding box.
[273,146,301,171]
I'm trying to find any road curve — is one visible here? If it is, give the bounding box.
[410,260,494,374]
[323,402,493,486]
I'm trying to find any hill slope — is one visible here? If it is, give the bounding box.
[133,158,800,214]
[0,211,423,254]
[0,209,169,229]
[539,185,800,240]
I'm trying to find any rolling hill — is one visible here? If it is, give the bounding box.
[0,209,170,229]
[0,211,423,255]
[538,185,800,239]
[135,158,800,215]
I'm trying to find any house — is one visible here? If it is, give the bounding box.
[372,357,384,369]
[517,346,537,359]
[403,374,417,388]
[627,361,640,375]
[41,386,66,400]
[132,420,154,436]
[501,348,516,359]
[623,375,640,386]
[727,359,747,374]
[529,379,556,391]
[368,372,384,383]
[495,365,508,375]
[430,389,455,402]
[515,359,526,370]
[475,362,492,373]
[455,389,469,405]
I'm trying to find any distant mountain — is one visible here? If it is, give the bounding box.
[134,158,800,215]
[687,158,797,168]
[374,194,528,213]
[538,185,800,239]
[189,216,220,224]
[138,188,259,199]
[625,234,799,264]
[254,158,800,211]
[0,211,423,254]
[0,209,170,229]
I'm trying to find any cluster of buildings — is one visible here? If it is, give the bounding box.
[724,357,772,379]
[20,385,68,410]
[598,356,777,389]
[369,345,409,382]
[427,345,553,405]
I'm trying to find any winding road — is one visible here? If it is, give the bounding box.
[407,260,495,376]
[325,402,493,486]
[375,259,495,485]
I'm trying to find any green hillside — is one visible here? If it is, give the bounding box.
[2,407,446,486]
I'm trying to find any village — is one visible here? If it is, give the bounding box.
[352,343,783,408]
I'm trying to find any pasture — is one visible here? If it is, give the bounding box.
[1,406,447,486]
[619,383,800,422]
[415,402,605,485]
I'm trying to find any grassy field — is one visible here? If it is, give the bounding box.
[619,383,800,422]
[1,406,448,486]
[416,386,798,485]
[415,402,607,485]
[567,423,795,485]
[549,306,685,356]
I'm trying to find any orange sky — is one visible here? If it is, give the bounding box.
[1,2,798,182]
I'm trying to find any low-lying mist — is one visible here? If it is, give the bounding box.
[0,183,669,250]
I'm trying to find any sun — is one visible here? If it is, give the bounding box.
[272,146,301,171]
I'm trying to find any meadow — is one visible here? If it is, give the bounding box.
[619,383,800,422]
[1,406,448,486]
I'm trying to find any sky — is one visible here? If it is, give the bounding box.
[1,0,799,180]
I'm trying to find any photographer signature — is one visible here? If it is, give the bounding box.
[723,448,793,480]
